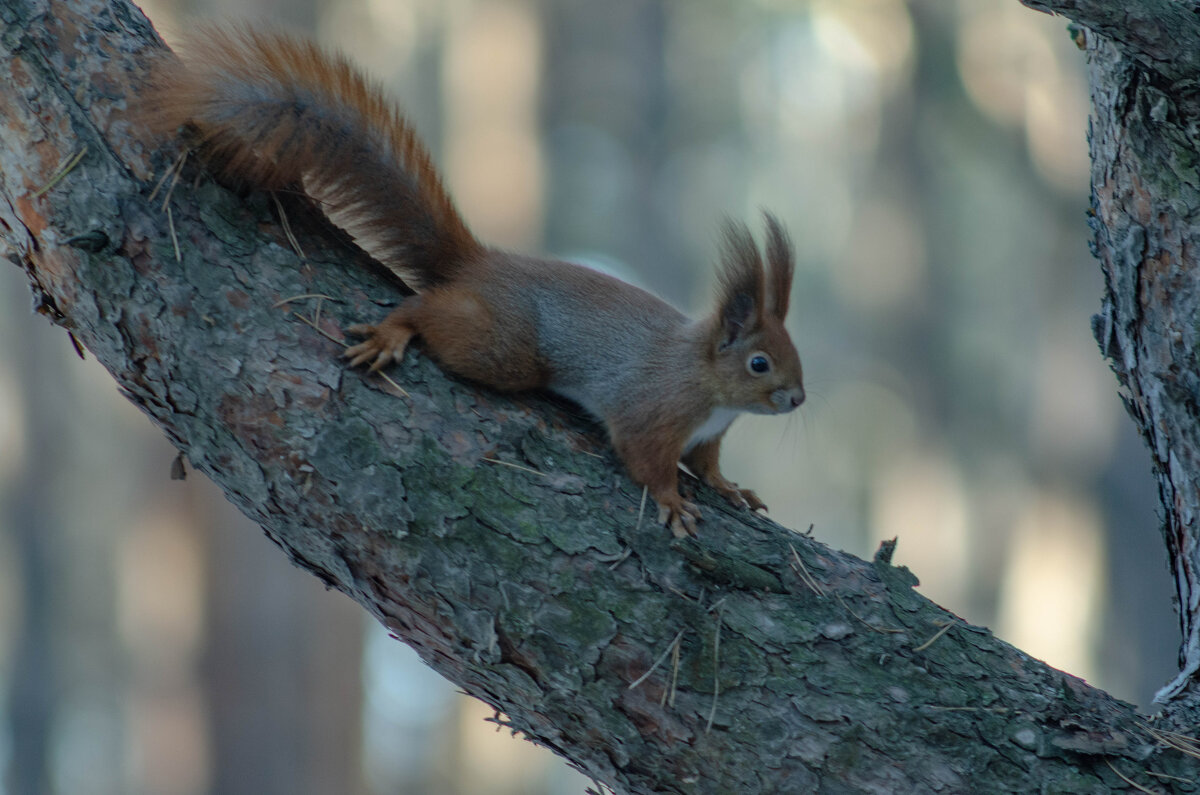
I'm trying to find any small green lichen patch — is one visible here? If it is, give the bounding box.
[541,506,621,556]
[399,437,475,534]
[470,468,544,543]
[537,600,617,658]
[448,524,537,591]
[607,591,669,628]
[311,417,381,474]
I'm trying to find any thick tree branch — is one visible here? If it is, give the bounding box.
[1019,0,1200,83]
[2,0,1199,791]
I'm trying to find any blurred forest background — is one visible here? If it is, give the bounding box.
[0,0,1177,793]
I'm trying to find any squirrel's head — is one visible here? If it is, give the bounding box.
[708,214,805,415]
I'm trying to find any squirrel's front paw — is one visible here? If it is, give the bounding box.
[657,496,701,538]
[344,322,414,372]
[708,478,768,513]
[739,488,768,512]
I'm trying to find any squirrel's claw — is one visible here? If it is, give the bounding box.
[658,498,701,538]
[343,339,385,369]
[343,321,414,372]
[749,494,767,512]
[706,476,768,513]
[734,487,768,513]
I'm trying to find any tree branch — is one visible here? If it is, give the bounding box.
[2,0,1198,791]
[1019,0,1200,83]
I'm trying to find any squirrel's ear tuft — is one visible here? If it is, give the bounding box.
[763,213,794,319]
[716,219,766,349]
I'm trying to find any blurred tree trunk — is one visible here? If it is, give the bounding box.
[3,0,1200,793]
[199,490,366,795]
[540,1,676,296]
[3,291,59,795]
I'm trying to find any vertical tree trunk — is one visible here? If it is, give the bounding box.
[3,294,58,795]
[200,491,366,795]
[1077,28,1200,707]
[540,1,675,294]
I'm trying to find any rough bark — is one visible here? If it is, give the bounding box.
[1,0,1198,792]
[1021,0,1200,710]
[1019,0,1200,82]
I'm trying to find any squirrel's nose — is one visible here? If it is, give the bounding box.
[776,386,805,411]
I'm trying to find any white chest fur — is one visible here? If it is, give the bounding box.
[684,407,741,453]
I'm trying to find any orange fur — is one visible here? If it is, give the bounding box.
[148,27,478,289]
[682,436,767,513]
[149,27,806,538]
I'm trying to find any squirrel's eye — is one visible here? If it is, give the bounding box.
[748,354,771,375]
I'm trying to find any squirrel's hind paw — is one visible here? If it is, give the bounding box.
[344,322,415,372]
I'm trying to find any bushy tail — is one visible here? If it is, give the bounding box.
[149,27,479,289]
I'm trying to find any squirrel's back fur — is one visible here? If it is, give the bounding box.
[146,26,806,538]
[149,27,479,289]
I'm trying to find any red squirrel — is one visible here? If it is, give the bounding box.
[148,28,805,537]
